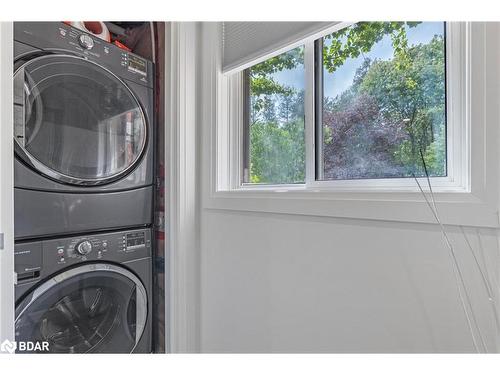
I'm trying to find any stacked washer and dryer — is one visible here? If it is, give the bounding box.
[13,22,154,353]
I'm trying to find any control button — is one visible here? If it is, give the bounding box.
[75,240,93,255]
[102,241,107,248]
[78,34,94,50]
[60,257,65,262]
[57,249,64,255]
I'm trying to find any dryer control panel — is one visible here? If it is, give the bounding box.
[15,228,152,285]
[14,22,153,88]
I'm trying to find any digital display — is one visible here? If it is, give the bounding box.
[128,55,147,76]
[126,232,145,248]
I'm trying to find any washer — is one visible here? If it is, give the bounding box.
[14,228,152,353]
[13,22,154,240]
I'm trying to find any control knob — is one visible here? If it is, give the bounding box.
[76,240,93,255]
[79,34,94,50]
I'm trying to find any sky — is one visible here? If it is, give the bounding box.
[271,22,444,99]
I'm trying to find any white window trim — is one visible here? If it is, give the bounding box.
[201,22,500,228]
[166,22,200,353]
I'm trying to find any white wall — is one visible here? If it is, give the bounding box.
[195,22,500,353]
[200,211,498,352]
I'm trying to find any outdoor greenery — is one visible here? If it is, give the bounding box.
[247,22,446,183]
[248,47,305,184]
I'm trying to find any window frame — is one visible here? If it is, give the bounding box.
[202,22,499,227]
[238,22,465,192]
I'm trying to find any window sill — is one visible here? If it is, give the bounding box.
[204,188,499,228]
[238,176,467,193]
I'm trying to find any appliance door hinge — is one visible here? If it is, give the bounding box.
[0,233,4,250]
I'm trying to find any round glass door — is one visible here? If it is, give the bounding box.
[15,264,148,353]
[13,54,147,185]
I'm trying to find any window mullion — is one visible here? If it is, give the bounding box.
[314,38,324,181]
[304,41,316,187]
[241,69,251,184]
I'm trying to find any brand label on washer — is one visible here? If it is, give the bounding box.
[127,55,147,76]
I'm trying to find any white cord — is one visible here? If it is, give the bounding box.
[460,227,494,301]
[420,171,489,352]
[472,228,500,334]
[414,176,485,352]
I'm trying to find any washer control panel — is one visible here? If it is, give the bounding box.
[14,228,152,285]
[75,240,93,255]
[78,34,94,50]
[48,228,152,265]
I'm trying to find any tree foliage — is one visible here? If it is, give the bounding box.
[323,34,446,178]
[249,84,305,183]
[249,22,420,97]
[249,47,303,97]
[248,22,446,183]
[322,22,420,73]
[250,118,305,183]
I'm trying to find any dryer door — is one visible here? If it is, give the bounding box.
[15,263,148,353]
[13,54,147,186]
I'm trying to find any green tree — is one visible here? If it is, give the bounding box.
[248,47,306,184]
[322,22,420,74]
[248,22,421,98]
[247,22,445,183]
[249,117,305,184]
[359,35,446,176]
[248,47,303,97]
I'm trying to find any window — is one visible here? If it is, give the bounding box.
[241,22,448,186]
[316,22,447,180]
[243,46,305,184]
[205,22,497,225]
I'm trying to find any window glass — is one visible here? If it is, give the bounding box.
[318,22,446,180]
[244,46,305,184]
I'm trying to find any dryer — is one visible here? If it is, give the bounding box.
[14,228,152,353]
[13,22,154,240]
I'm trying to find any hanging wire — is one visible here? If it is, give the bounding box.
[460,227,494,301]
[413,177,481,352]
[475,229,493,287]
[472,228,500,335]
[413,150,486,353]
[486,228,500,297]
[416,152,487,352]
[462,227,500,335]
[491,229,500,353]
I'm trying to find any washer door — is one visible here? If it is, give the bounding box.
[13,54,147,186]
[15,264,148,353]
